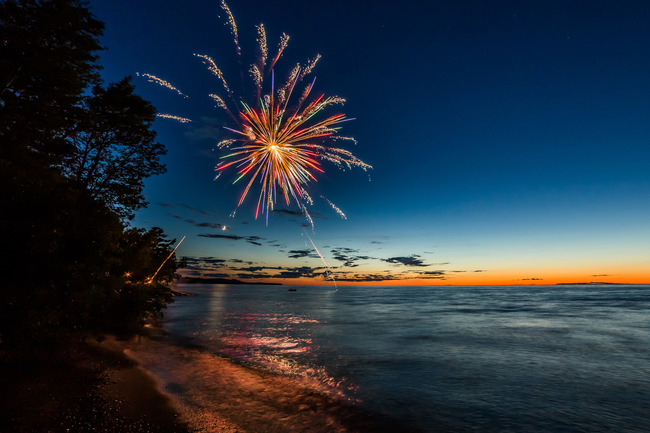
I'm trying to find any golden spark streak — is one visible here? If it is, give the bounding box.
[146,236,186,284]
[137,72,188,98]
[194,53,232,96]
[256,24,268,70]
[220,0,241,56]
[157,113,193,123]
[300,54,321,80]
[209,93,228,109]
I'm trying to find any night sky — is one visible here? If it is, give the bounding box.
[88,0,650,285]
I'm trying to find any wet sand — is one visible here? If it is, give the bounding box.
[104,334,413,433]
[0,334,415,433]
[0,337,191,432]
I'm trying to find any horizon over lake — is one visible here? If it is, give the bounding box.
[141,284,650,432]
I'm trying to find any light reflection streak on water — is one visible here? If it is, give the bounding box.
[120,337,363,433]
[214,311,358,401]
[166,288,358,401]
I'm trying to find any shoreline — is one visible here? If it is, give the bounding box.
[0,331,417,433]
[108,332,417,433]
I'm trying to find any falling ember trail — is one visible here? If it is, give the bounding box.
[136,72,189,99]
[304,232,337,290]
[156,113,193,123]
[147,235,186,284]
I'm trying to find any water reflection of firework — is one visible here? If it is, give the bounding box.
[140,1,371,223]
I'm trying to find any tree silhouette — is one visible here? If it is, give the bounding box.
[0,0,103,164]
[0,0,181,348]
[63,78,167,219]
[109,228,182,328]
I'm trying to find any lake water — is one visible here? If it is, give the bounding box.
[158,284,650,432]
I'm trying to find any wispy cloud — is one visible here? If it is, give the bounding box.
[199,233,245,240]
[382,255,429,267]
[229,258,254,265]
[181,248,454,283]
[235,266,324,280]
[273,209,304,217]
[330,247,375,267]
[245,235,264,246]
[287,249,320,259]
[235,266,284,272]
[272,208,327,222]
[334,273,401,282]
[195,222,227,230]
[413,270,446,279]
[167,213,196,225]
[202,272,231,278]
[166,211,234,232]
[166,214,230,231]
[181,256,256,275]
[157,202,210,215]
[198,233,266,246]
[182,256,228,273]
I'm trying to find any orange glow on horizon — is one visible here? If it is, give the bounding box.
[198,274,649,287]
[180,266,649,287]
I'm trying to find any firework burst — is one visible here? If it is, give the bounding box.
[140,1,370,224]
[216,72,370,221]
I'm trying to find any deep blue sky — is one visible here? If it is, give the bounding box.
[88,0,650,285]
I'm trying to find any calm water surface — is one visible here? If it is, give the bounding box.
[163,284,650,432]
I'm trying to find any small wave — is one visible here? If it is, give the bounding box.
[114,336,386,433]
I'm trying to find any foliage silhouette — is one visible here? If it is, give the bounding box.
[0,0,180,349]
[0,0,103,165]
[63,77,167,219]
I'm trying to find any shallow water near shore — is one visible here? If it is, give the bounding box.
[145,284,650,432]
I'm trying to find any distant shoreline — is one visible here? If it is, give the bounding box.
[176,276,282,285]
[555,282,624,286]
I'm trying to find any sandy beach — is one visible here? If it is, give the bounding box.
[100,334,408,433]
[0,336,192,433]
[0,333,408,433]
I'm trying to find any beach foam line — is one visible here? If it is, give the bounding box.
[101,334,393,433]
[98,335,240,432]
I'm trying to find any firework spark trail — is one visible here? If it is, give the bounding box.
[299,54,321,80]
[322,196,346,219]
[256,24,268,71]
[269,33,290,71]
[300,202,314,230]
[330,135,358,145]
[146,235,186,284]
[194,54,233,97]
[304,232,336,289]
[136,72,189,99]
[250,64,263,88]
[216,138,237,149]
[209,93,228,109]
[156,113,193,123]
[220,0,241,57]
